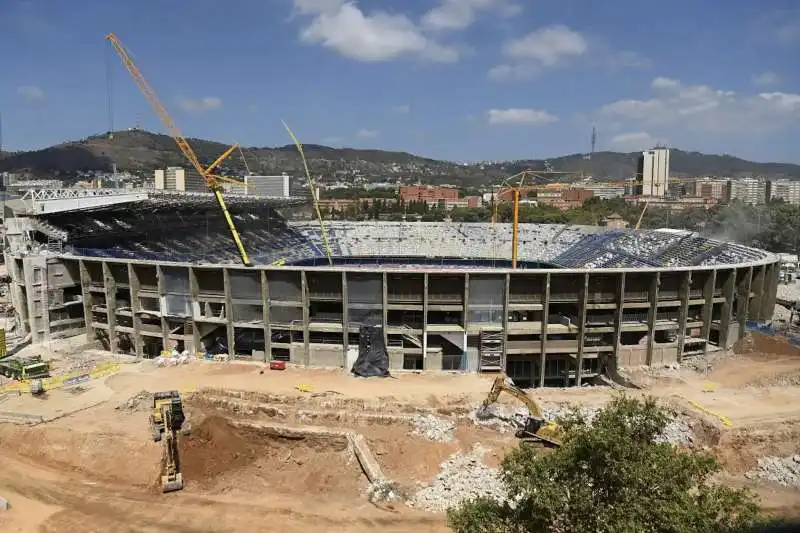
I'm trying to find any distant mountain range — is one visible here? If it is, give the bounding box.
[1,130,799,185]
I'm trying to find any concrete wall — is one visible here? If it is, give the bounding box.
[7,255,781,385]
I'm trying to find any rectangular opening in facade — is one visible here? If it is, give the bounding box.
[508,274,544,304]
[268,271,302,303]
[387,273,423,304]
[468,274,503,324]
[229,270,261,300]
[233,327,266,359]
[195,268,225,296]
[428,274,464,304]
[134,265,158,292]
[587,274,617,303]
[307,272,341,300]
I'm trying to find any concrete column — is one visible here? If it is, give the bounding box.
[575,272,589,386]
[502,272,510,375]
[539,273,550,388]
[301,270,310,367]
[463,273,470,331]
[382,272,388,347]
[127,263,143,357]
[342,271,349,367]
[750,265,767,320]
[422,273,429,364]
[157,265,169,353]
[759,263,779,320]
[262,270,271,362]
[701,269,717,355]
[719,269,735,349]
[102,262,118,353]
[736,266,753,339]
[676,270,692,363]
[222,268,235,357]
[79,260,93,338]
[612,272,626,365]
[646,272,660,366]
[188,267,200,355]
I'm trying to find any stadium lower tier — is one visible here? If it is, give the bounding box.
[7,252,779,387]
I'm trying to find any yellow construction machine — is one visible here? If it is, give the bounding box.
[480,375,563,447]
[150,391,185,493]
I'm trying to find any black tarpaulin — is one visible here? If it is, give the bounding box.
[351,325,390,378]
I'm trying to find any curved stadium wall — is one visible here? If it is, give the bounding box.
[8,210,779,388]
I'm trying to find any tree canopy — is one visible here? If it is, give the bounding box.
[448,396,765,533]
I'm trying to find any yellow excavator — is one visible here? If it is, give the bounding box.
[480,375,563,447]
[150,391,185,493]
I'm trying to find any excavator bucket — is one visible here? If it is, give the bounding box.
[162,473,183,493]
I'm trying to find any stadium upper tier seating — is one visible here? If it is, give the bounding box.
[33,206,772,268]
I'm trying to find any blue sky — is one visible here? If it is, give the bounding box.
[1,0,799,163]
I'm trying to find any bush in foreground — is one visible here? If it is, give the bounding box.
[448,396,766,533]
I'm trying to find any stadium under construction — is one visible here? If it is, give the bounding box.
[3,189,779,387]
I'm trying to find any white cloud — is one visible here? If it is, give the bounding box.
[421,0,521,31]
[178,96,222,112]
[752,71,781,87]
[391,104,411,115]
[294,1,458,62]
[321,136,341,144]
[487,108,558,125]
[488,25,587,80]
[16,85,44,102]
[356,128,379,138]
[610,132,663,152]
[597,76,800,135]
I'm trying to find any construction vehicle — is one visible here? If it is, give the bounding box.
[158,394,184,493]
[0,355,51,381]
[29,378,45,396]
[106,33,253,267]
[479,375,563,447]
[149,391,185,442]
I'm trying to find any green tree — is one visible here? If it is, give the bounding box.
[448,396,764,533]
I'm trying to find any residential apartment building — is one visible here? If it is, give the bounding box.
[728,178,770,205]
[153,167,206,193]
[399,185,459,205]
[771,180,800,205]
[580,181,625,199]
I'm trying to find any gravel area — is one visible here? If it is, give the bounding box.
[410,414,456,443]
[409,445,507,512]
[745,455,800,488]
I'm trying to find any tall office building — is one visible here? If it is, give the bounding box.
[637,148,670,197]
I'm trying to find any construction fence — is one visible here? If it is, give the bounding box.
[0,362,121,394]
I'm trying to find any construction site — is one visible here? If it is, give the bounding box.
[1,33,799,531]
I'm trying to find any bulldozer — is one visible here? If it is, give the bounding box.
[151,391,185,493]
[150,391,185,442]
[479,375,563,447]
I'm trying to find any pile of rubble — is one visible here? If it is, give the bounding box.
[116,390,152,410]
[745,455,800,488]
[468,403,694,446]
[410,414,456,443]
[409,445,507,512]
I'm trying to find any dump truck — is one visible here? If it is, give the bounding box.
[479,375,563,447]
[0,355,51,381]
[149,391,185,442]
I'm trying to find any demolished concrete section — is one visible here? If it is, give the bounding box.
[746,455,800,488]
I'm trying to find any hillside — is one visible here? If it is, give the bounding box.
[1,130,799,184]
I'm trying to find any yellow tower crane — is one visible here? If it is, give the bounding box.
[105,33,253,267]
[492,170,533,269]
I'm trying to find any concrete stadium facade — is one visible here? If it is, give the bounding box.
[9,253,779,387]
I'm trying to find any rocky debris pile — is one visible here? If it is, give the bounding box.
[409,445,507,512]
[655,418,694,446]
[410,413,456,443]
[745,455,800,487]
[116,390,152,410]
[470,403,693,446]
[366,480,404,503]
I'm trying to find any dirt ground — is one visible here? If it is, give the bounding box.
[1,332,800,531]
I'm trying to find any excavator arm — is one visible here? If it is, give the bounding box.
[481,375,562,447]
[160,403,183,492]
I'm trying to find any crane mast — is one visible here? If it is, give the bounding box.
[105,33,252,267]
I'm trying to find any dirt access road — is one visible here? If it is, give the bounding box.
[1,333,800,531]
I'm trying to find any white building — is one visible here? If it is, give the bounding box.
[729,178,769,205]
[153,167,206,193]
[639,148,670,197]
[244,174,291,197]
[771,180,800,205]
